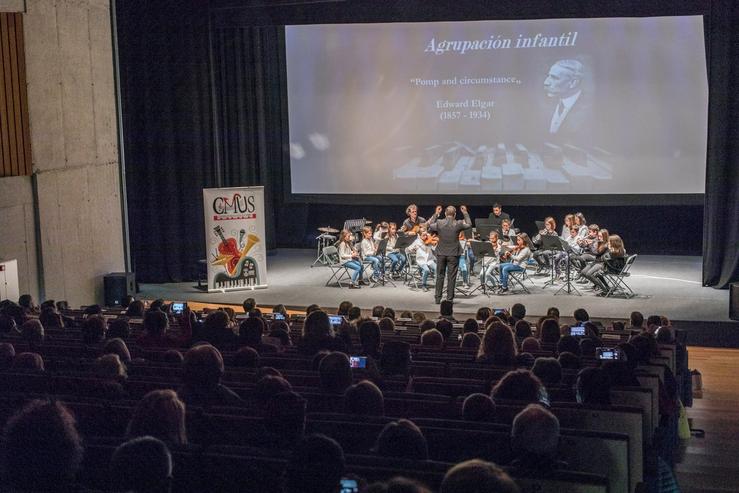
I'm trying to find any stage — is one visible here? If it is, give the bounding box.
[138,249,735,346]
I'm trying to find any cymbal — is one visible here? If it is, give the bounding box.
[318,226,339,233]
[365,220,373,225]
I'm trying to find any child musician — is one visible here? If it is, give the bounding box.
[479,231,503,287]
[406,226,437,292]
[360,226,383,281]
[337,229,363,288]
[385,222,406,275]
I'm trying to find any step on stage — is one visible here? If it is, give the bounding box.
[140,249,735,346]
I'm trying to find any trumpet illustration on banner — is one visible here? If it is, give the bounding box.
[211,225,261,288]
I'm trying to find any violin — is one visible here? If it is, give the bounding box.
[423,234,439,246]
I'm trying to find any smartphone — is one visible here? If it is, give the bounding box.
[171,302,187,315]
[349,356,367,369]
[493,308,506,316]
[570,326,586,337]
[596,347,622,360]
[272,312,285,321]
[329,315,344,327]
[340,478,359,493]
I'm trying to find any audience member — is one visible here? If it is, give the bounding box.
[178,344,242,407]
[2,400,83,492]
[379,341,412,378]
[420,328,444,348]
[476,307,492,323]
[367,477,432,493]
[242,297,257,314]
[439,300,457,322]
[462,318,479,334]
[573,308,590,325]
[532,357,562,387]
[233,346,260,368]
[382,307,396,320]
[538,318,561,344]
[111,436,173,493]
[347,306,362,324]
[557,351,581,370]
[306,304,322,315]
[125,300,145,317]
[20,319,45,348]
[419,319,436,333]
[378,317,396,333]
[137,310,191,349]
[514,320,533,340]
[372,305,385,318]
[264,391,307,449]
[435,319,454,342]
[440,459,519,493]
[108,318,131,340]
[104,337,132,363]
[298,310,346,355]
[344,380,385,416]
[284,434,345,493]
[374,419,428,461]
[579,337,597,358]
[127,389,187,445]
[576,367,612,405]
[239,316,277,353]
[556,335,581,356]
[514,352,536,369]
[255,375,293,404]
[492,370,546,405]
[199,310,237,348]
[13,351,44,371]
[510,404,564,471]
[412,312,427,324]
[319,352,353,394]
[628,311,645,332]
[359,320,382,359]
[462,393,496,422]
[546,306,560,321]
[510,303,526,322]
[0,342,15,369]
[163,349,184,365]
[477,322,517,366]
[521,337,540,353]
[461,332,481,350]
[39,307,63,329]
[337,300,353,316]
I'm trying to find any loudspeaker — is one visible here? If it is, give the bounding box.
[104,272,136,307]
[731,282,739,321]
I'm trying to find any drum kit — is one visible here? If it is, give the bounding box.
[311,226,340,267]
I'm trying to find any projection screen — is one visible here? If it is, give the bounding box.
[285,16,708,195]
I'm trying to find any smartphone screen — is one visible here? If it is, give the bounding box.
[349,356,367,369]
[329,315,344,327]
[273,312,285,320]
[570,326,585,336]
[172,302,186,314]
[596,347,620,360]
[340,478,359,493]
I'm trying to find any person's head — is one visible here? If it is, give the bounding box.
[576,367,612,405]
[359,320,382,353]
[462,393,496,422]
[579,338,596,358]
[388,222,398,237]
[380,341,412,376]
[347,306,362,321]
[2,400,83,491]
[557,351,581,370]
[18,294,35,310]
[487,231,500,245]
[521,337,541,354]
[108,318,131,340]
[435,319,453,342]
[543,217,556,232]
[371,305,385,319]
[419,319,436,332]
[269,325,291,347]
[95,353,128,381]
[0,343,15,369]
[148,300,165,313]
[254,375,293,402]
[608,235,625,256]
[13,352,44,371]
[510,303,526,321]
[501,219,511,232]
[104,337,131,363]
[444,205,456,218]
[382,307,396,320]
[284,434,345,493]
[374,419,428,460]
[39,307,63,329]
[340,229,353,244]
[475,308,492,323]
[319,352,353,394]
[612,320,625,332]
[144,310,169,337]
[492,369,545,405]
[239,316,265,346]
[573,309,589,325]
[264,391,306,446]
[629,311,644,328]
[629,334,658,364]
[182,344,224,390]
[511,404,560,460]
[492,203,503,216]
[272,304,288,319]
[204,310,232,334]
[127,390,187,445]
[440,300,454,318]
[461,332,481,350]
[420,328,444,348]
[478,322,517,364]
[368,477,432,493]
[598,228,609,243]
[412,312,427,324]
[337,301,353,316]
[406,204,418,220]
[162,350,184,365]
[233,346,260,368]
[440,459,520,493]
[362,226,373,239]
[516,233,533,249]
[539,318,561,344]
[344,380,384,416]
[242,297,256,313]
[460,318,477,335]
[0,313,18,334]
[84,304,103,317]
[20,319,44,345]
[126,300,145,317]
[557,335,581,356]
[514,320,532,340]
[655,325,675,344]
[378,317,396,333]
[646,315,663,330]
[111,436,172,493]
[302,310,334,340]
[532,357,562,386]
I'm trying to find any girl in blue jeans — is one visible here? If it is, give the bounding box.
[498,233,533,293]
[337,229,364,288]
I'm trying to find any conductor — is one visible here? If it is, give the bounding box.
[427,204,472,304]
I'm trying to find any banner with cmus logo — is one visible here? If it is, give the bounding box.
[203,186,268,292]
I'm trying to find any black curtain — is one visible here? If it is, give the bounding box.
[117,0,217,283]
[702,0,739,288]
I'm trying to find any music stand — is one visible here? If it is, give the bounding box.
[535,220,546,231]
[475,218,492,230]
[394,235,416,284]
[468,240,496,296]
[371,238,395,287]
[555,237,582,296]
[477,224,496,241]
[540,235,565,287]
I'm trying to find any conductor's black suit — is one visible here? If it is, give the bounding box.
[428,208,472,303]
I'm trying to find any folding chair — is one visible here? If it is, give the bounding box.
[601,254,637,298]
[508,265,534,294]
[322,246,352,288]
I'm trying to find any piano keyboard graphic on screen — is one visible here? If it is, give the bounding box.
[213,256,259,290]
[391,142,613,193]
